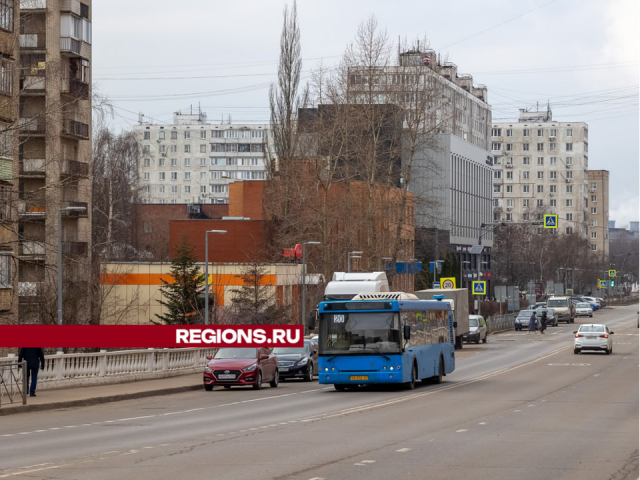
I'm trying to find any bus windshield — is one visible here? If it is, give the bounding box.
[319,312,401,355]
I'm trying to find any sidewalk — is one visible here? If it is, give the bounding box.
[0,373,203,416]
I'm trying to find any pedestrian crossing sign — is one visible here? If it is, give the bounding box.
[599,280,607,288]
[544,214,558,228]
[609,270,616,278]
[472,281,486,295]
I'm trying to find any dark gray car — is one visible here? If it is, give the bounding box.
[272,340,318,381]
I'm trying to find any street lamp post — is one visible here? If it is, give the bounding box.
[302,242,321,332]
[348,251,363,273]
[58,206,86,354]
[204,230,227,325]
[460,260,470,289]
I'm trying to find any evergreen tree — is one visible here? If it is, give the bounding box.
[153,236,205,325]
[230,262,288,325]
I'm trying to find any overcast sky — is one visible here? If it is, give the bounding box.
[93,0,639,227]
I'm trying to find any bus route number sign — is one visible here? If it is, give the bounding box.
[333,314,345,323]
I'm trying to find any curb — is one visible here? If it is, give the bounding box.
[0,384,203,416]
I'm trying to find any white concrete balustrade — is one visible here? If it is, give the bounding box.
[0,348,215,391]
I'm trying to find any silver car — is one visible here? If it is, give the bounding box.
[574,324,614,354]
[575,302,593,318]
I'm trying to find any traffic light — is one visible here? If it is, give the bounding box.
[610,280,615,287]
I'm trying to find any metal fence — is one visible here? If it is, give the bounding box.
[0,348,216,394]
[487,313,515,334]
[0,361,26,407]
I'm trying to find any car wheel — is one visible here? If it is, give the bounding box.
[224,385,231,389]
[405,364,417,390]
[590,315,592,318]
[574,348,579,354]
[304,365,313,382]
[605,348,611,355]
[253,371,263,390]
[334,384,346,391]
[482,334,487,344]
[204,384,214,391]
[269,370,279,388]
[475,337,480,344]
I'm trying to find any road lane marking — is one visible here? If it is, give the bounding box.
[361,460,376,463]
[456,429,468,433]
[396,448,411,452]
[479,422,487,425]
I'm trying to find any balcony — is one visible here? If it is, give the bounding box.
[61,160,89,178]
[62,119,89,140]
[60,0,82,15]
[19,33,46,50]
[20,75,46,95]
[62,241,88,256]
[19,117,46,136]
[19,158,46,176]
[17,198,46,218]
[61,78,90,99]
[62,201,88,217]
[20,241,45,256]
[60,37,90,60]
[20,0,46,9]
[18,282,45,304]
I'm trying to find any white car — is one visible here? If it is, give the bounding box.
[465,315,487,344]
[574,324,614,355]
[575,302,593,318]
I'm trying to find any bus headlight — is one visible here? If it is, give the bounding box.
[390,366,394,371]
[397,366,401,370]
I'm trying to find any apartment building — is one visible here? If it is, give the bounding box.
[0,0,20,321]
[492,108,589,237]
[135,112,269,205]
[586,170,609,257]
[17,0,93,324]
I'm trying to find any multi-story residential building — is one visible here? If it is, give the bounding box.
[0,0,20,322]
[586,170,609,258]
[17,0,93,324]
[347,49,493,285]
[135,112,269,205]
[492,108,589,237]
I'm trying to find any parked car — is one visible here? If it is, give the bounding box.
[533,302,547,309]
[573,324,614,354]
[465,315,488,343]
[575,302,594,318]
[535,307,558,327]
[515,309,536,331]
[203,347,279,391]
[582,296,601,311]
[272,339,318,381]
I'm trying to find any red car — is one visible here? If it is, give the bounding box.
[203,347,279,391]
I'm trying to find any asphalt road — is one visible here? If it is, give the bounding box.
[0,305,637,480]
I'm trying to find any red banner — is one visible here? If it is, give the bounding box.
[0,325,304,348]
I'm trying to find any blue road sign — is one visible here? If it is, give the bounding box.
[544,214,558,229]
[472,281,486,295]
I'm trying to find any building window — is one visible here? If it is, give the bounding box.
[506,143,512,151]
[171,186,178,194]
[159,145,166,153]
[566,157,573,165]
[506,199,513,208]
[591,207,597,214]
[158,158,165,167]
[550,171,557,179]
[226,158,237,166]
[566,128,572,136]
[251,171,266,180]
[491,142,502,151]
[491,128,501,136]
[200,186,207,194]
[537,157,544,165]
[143,158,150,167]
[0,0,13,32]
[550,185,557,193]
[591,220,597,227]
[212,131,224,138]
[523,157,530,165]
[143,185,149,194]
[506,213,513,221]
[494,171,502,179]
[549,128,556,137]
[184,131,190,139]
[550,143,557,151]
[200,130,207,139]
[537,143,544,151]
[200,172,206,180]
[523,129,529,137]
[522,199,529,207]
[143,172,150,180]
[184,186,191,194]
[566,199,573,207]
[591,232,597,239]
[523,143,529,151]
[591,182,597,190]
[494,213,500,222]
[184,172,191,181]
[184,158,191,167]
[250,144,264,153]
[506,171,513,179]
[523,171,529,179]
[506,185,513,193]
[210,171,223,180]
[537,129,543,137]
[537,171,544,179]
[200,158,206,167]
[537,185,544,193]
[523,185,530,193]
[170,145,177,153]
[170,158,177,167]
[251,158,263,166]
[159,172,165,181]
[566,213,573,221]
[566,143,573,151]
[506,129,512,137]
[566,185,573,193]
[143,131,150,140]
[226,130,239,139]
[566,171,572,179]
[171,172,178,181]
[550,157,557,166]
[251,130,264,138]
[566,227,573,234]
[210,184,228,193]
[142,145,150,154]
[184,145,191,153]
[537,199,544,207]
[591,244,597,251]
[522,213,529,221]
[550,199,556,207]
[171,131,178,140]
[158,186,165,194]
[591,195,597,202]
[158,130,165,140]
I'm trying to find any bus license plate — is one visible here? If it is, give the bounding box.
[350,376,368,381]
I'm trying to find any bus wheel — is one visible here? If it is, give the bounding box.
[433,358,444,384]
[404,364,417,390]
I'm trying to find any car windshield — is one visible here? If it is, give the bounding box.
[272,345,309,355]
[214,348,256,359]
[547,299,567,307]
[518,310,534,318]
[469,318,479,327]
[579,325,605,333]
[577,303,591,308]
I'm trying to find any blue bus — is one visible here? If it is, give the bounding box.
[317,293,455,391]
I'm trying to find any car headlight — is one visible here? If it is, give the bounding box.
[242,363,257,372]
[204,367,212,373]
[297,357,309,366]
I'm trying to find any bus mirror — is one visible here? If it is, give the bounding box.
[403,325,411,340]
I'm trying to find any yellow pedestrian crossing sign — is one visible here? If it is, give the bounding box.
[544,214,558,228]
[472,281,486,295]
[609,270,616,278]
[599,280,607,288]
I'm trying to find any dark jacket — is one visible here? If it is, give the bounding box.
[540,312,548,328]
[18,348,45,369]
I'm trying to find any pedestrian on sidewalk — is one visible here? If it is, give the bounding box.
[18,347,45,397]
[528,312,538,334]
[540,311,548,334]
